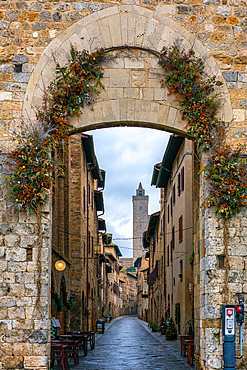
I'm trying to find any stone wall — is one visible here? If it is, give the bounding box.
[1,1,247,369]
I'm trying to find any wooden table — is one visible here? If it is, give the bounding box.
[51,343,69,370]
[178,335,193,356]
[58,338,79,366]
[71,334,88,357]
[69,331,95,350]
[184,339,194,366]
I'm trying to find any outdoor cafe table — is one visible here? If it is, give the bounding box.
[178,335,193,356]
[57,337,80,366]
[69,331,95,350]
[70,334,88,357]
[51,343,69,370]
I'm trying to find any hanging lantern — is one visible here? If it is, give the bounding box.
[55,260,66,271]
[94,244,101,255]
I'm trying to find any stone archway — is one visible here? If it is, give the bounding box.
[22,5,232,133]
[3,4,240,370]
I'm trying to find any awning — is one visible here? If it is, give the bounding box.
[146,211,160,238]
[98,169,106,189]
[81,135,103,181]
[151,135,184,188]
[94,190,104,213]
[98,218,106,232]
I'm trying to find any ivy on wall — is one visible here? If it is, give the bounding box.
[5,46,105,213]
[158,45,247,219]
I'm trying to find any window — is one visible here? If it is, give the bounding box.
[83,187,86,213]
[170,197,173,217]
[181,166,184,191]
[180,260,183,282]
[173,184,176,205]
[179,215,183,243]
[172,226,175,249]
[170,241,173,263]
[140,206,142,210]
[178,173,181,196]
[139,190,142,196]
[167,205,169,223]
[218,255,225,269]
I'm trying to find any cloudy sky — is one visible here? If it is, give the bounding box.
[87,127,170,259]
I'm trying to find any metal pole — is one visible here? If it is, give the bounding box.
[240,324,242,357]
[86,166,89,331]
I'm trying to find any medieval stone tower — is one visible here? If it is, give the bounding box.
[132,183,149,264]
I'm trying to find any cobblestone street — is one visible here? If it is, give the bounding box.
[66,316,194,370]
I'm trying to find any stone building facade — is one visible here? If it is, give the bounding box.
[150,135,194,336]
[0,1,247,369]
[51,133,105,333]
[132,183,149,264]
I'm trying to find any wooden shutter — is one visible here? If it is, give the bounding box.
[178,173,181,196]
[181,166,184,191]
[179,215,183,243]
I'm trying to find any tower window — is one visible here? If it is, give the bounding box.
[139,190,142,196]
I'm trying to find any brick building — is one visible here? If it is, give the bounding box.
[149,135,194,335]
[51,133,105,333]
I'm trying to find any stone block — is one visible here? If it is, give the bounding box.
[222,71,237,81]
[7,262,27,272]
[0,261,7,272]
[24,329,48,343]
[13,342,33,356]
[123,87,139,99]
[98,17,112,48]
[6,247,26,262]
[109,69,130,88]
[0,92,12,101]
[24,356,48,368]
[232,109,245,121]
[12,55,29,65]
[3,272,15,283]
[1,356,23,369]
[4,235,20,247]
[238,71,247,82]
[8,307,26,319]
[124,58,144,69]
[0,343,12,355]
[13,72,31,83]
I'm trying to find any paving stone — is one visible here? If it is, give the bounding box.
[60,316,194,370]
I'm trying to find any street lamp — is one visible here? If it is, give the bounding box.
[55,260,66,271]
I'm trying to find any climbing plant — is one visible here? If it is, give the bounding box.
[61,277,74,310]
[158,45,247,219]
[51,274,63,312]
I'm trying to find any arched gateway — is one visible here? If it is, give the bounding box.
[1,4,245,370]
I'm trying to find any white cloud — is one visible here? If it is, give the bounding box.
[87,127,170,259]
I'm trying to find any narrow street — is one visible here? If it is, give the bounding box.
[68,316,193,370]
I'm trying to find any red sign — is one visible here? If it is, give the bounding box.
[227,309,233,316]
